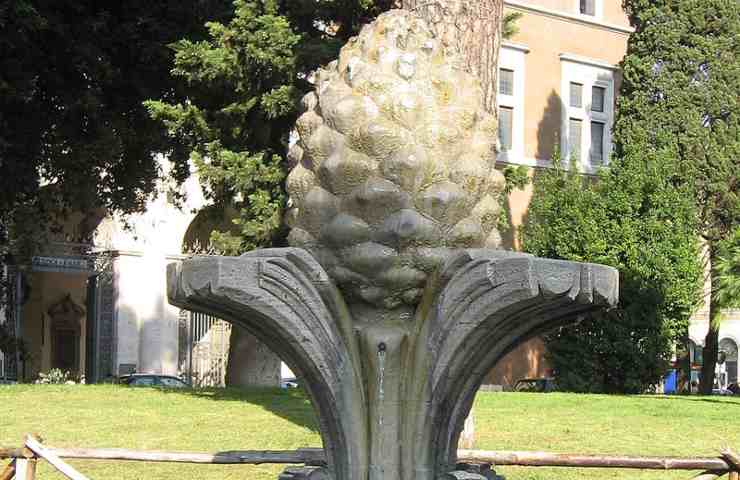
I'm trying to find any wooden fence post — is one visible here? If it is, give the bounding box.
[0,460,16,480]
[14,458,36,480]
[24,435,89,480]
[722,447,740,480]
[14,435,37,480]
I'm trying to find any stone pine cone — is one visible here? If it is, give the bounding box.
[285,9,505,310]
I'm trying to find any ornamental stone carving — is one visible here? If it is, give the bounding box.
[285,11,504,310]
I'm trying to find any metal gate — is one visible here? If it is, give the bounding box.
[0,265,19,383]
[0,305,6,380]
[180,311,231,387]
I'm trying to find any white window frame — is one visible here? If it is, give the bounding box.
[560,54,616,171]
[496,43,528,165]
[573,0,603,20]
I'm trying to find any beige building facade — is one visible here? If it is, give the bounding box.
[489,0,631,387]
[490,0,738,390]
[498,0,630,253]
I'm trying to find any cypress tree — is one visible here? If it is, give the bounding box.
[523,0,739,393]
[146,0,395,253]
[617,0,740,393]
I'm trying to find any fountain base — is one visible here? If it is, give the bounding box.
[167,247,617,480]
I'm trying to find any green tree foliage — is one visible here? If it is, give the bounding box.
[0,0,233,258]
[147,0,521,255]
[524,0,739,393]
[0,0,234,321]
[502,11,523,39]
[715,228,740,318]
[146,0,395,254]
[616,0,739,393]
[522,147,702,393]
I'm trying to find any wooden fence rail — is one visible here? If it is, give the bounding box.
[1,446,326,466]
[2,435,739,479]
[457,449,735,470]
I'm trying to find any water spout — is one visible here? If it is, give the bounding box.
[374,342,387,479]
[377,343,386,419]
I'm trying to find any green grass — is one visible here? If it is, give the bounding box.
[1,385,738,479]
[474,392,740,479]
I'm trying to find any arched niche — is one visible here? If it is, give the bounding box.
[719,337,738,385]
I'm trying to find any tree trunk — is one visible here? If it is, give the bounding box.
[699,301,721,394]
[400,0,504,114]
[225,325,281,388]
[699,315,720,395]
[699,245,721,395]
[678,338,691,393]
[400,0,504,450]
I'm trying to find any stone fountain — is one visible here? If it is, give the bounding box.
[167,10,618,480]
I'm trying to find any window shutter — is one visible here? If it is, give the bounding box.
[590,121,605,164]
[569,82,583,108]
[499,69,514,96]
[568,118,582,160]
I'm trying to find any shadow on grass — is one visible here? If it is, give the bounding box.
[645,395,740,406]
[163,386,321,433]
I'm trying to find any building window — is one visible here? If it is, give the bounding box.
[580,0,595,15]
[499,107,513,151]
[570,82,583,108]
[592,86,605,112]
[499,68,514,96]
[496,44,528,164]
[590,121,604,164]
[561,55,615,169]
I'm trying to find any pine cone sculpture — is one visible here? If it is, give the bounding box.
[286,10,505,310]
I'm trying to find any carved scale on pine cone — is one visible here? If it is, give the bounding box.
[168,10,619,480]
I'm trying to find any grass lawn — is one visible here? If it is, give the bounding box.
[1,385,738,479]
